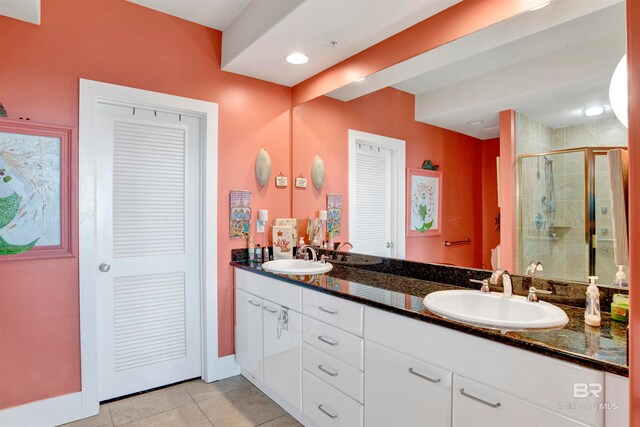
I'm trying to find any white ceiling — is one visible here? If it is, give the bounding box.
[129,0,461,87]
[0,0,40,24]
[326,0,625,140]
[127,0,251,30]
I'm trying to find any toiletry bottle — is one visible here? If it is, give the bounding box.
[613,266,629,287]
[585,276,601,327]
[298,237,305,246]
[263,246,269,263]
[248,234,254,262]
[328,230,334,250]
[255,244,262,265]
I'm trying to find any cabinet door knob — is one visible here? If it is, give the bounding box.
[408,367,441,383]
[318,404,338,419]
[98,263,111,273]
[318,364,338,377]
[459,388,501,408]
[318,335,338,346]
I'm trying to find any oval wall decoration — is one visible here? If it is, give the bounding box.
[311,155,326,190]
[255,148,272,187]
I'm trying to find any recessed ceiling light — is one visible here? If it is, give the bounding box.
[286,52,309,65]
[528,1,551,11]
[355,77,367,83]
[467,120,484,125]
[583,106,605,117]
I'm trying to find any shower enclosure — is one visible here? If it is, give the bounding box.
[517,147,625,283]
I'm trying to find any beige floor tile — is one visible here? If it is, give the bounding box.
[121,404,211,427]
[108,384,194,425]
[197,385,286,427]
[185,376,251,402]
[258,414,303,427]
[62,406,113,427]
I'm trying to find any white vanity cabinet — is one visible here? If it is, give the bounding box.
[364,340,452,427]
[235,289,264,382]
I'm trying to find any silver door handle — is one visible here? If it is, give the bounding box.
[318,335,338,346]
[318,404,338,419]
[318,306,338,315]
[98,263,111,273]
[459,388,501,408]
[318,364,338,377]
[386,242,391,248]
[408,367,441,383]
[263,306,278,314]
[248,300,261,307]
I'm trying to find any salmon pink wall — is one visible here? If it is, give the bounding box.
[0,0,291,410]
[482,138,500,269]
[292,88,483,268]
[499,110,517,271]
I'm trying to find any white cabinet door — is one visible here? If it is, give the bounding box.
[263,301,302,411]
[235,289,263,382]
[365,341,452,427]
[452,375,588,427]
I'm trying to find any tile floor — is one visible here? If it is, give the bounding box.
[62,375,303,427]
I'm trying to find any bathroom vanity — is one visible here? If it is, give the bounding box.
[232,257,628,427]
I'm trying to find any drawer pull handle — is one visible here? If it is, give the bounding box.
[263,306,278,314]
[459,388,501,408]
[318,364,338,377]
[318,306,338,315]
[318,404,338,419]
[248,300,261,307]
[318,335,338,346]
[408,367,441,383]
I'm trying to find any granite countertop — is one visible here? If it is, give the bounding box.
[231,260,628,376]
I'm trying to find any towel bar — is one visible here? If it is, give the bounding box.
[444,238,471,247]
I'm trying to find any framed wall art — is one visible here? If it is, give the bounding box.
[229,189,251,239]
[406,168,442,237]
[0,118,75,260]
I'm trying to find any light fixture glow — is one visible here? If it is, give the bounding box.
[355,76,367,83]
[286,52,309,65]
[528,1,550,11]
[609,54,628,127]
[467,120,484,125]
[583,106,605,117]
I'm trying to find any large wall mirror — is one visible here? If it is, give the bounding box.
[291,0,628,284]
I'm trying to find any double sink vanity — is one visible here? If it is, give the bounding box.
[232,251,628,427]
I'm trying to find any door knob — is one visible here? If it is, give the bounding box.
[386,242,391,248]
[98,263,111,273]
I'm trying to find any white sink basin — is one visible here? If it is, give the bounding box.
[423,290,569,330]
[262,259,333,275]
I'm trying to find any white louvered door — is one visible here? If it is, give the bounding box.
[95,103,201,400]
[352,143,392,257]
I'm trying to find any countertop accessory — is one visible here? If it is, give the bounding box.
[255,148,272,187]
[273,225,294,260]
[611,293,629,323]
[585,276,601,327]
[311,155,326,190]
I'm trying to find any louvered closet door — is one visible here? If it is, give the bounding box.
[95,103,201,400]
[352,144,392,257]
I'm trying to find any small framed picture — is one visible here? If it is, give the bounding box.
[275,174,288,187]
[406,168,442,237]
[295,176,308,188]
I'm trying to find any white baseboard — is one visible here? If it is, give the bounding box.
[217,354,241,380]
[0,391,91,427]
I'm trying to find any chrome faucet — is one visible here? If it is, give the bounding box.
[490,268,513,298]
[525,260,544,278]
[337,242,353,252]
[296,244,317,262]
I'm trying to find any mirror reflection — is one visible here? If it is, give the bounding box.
[291,2,628,284]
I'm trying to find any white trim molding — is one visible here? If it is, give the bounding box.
[348,129,406,259]
[217,354,242,380]
[77,79,219,420]
[0,392,83,427]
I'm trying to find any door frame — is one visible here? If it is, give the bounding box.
[348,129,406,258]
[78,79,219,417]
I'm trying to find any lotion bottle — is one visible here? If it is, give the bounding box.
[585,276,601,327]
[248,234,255,262]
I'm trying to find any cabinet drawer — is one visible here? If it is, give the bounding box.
[303,289,364,336]
[302,370,363,427]
[452,375,588,427]
[235,268,301,311]
[302,343,363,403]
[303,316,363,370]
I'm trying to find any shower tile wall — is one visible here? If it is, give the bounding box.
[552,119,628,282]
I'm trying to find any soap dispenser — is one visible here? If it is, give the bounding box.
[613,266,629,288]
[585,276,601,327]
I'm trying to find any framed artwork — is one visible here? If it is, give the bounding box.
[0,118,75,260]
[406,168,442,237]
[327,194,342,235]
[229,190,251,239]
